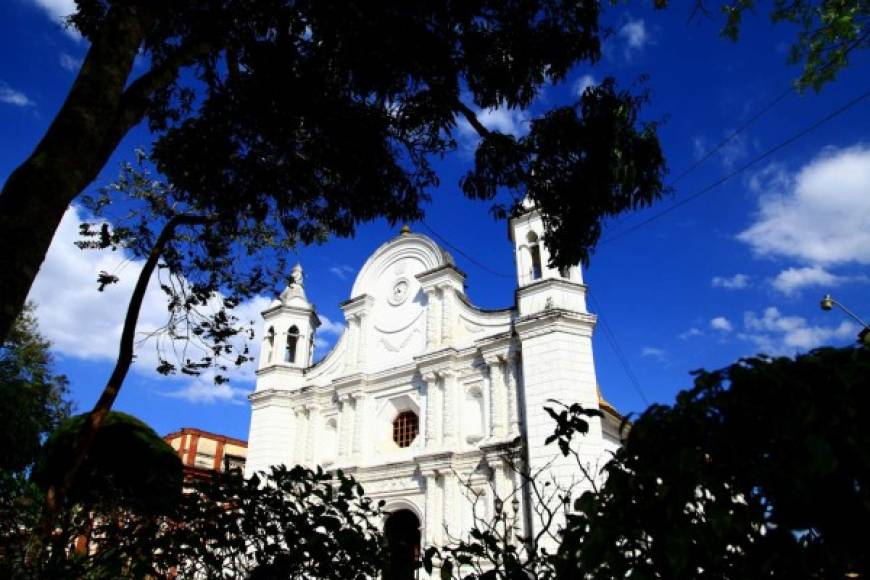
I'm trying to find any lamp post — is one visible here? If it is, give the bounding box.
[820,294,870,347]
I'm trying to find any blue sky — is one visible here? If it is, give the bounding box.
[2,1,869,441]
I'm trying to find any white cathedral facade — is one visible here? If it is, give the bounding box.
[244,205,622,568]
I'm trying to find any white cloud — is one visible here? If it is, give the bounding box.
[28,206,270,403]
[771,265,864,296]
[739,306,858,354]
[59,52,82,72]
[163,374,251,405]
[0,83,34,107]
[313,336,330,351]
[574,74,597,97]
[456,101,530,147]
[30,0,75,22]
[710,316,733,332]
[712,273,750,290]
[619,18,648,50]
[318,314,345,336]
[29,0,81,38]
[460,106,529,138]
[640,346,666,361]
[679,327,703,340]
[329,264,355,280]
[738,145,870,264]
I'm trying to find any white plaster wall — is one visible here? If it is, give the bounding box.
[245,400,295,478]
[518,318,605,553]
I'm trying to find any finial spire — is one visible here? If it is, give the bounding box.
[290,262,304,287]
[400,224,411,235]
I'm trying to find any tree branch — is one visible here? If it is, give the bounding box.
[111,40,213,141]
[39,213,213,538]
[455,100,491,139]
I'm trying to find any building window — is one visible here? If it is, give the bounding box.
[392,411,419,448]
[285,326,299,363]
[223,455,245,473]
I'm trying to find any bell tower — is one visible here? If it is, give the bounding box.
[246,264,320,476]
[509,202,605,553]
[257,263,320,386]
[508,201,586,315]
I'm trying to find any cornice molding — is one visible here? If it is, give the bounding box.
[514,309,596,339]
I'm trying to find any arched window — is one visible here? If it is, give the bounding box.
[526,231,543,281]
[265,326,275,362]
[392,411,419,448]
[285,326,300,363]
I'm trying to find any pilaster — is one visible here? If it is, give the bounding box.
[304,403,320,464]
[341,294,375,373]
[506,352,521,437]
[440,287,453,345]
[422,287,441,350]
[441,369,457,446]
[351,394,365,456]
[338,394,353,458]
[292,405,307,465]
[417,265,465,351]
[422,371,442,448]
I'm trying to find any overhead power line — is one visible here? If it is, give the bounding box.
[587,291,650,407]
[669,87,793,187]
[420,219,514,279]
[669,46,865,188]
[601,88,870,245]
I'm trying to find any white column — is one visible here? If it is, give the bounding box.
[487,357,507,439]
[356,313,368,370]
[423,372,441,448]
[423,472,440,546]
[441,369,456,446]
[292,406,307,466]
[338,395,352,458]
[440,287,453,346]
[506,352,520,436]
[305,403,320,463]
[344,316,359,373]
[442,472,459,541]
[424,289,440,350]
[351,394,364,456]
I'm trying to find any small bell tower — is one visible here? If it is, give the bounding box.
[257,263,320,387]
[508,201,586,315]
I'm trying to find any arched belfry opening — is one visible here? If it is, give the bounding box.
[383,509,421,580]
[285,326,299,363]
[527,231,543,281]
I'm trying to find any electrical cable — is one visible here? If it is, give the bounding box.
[587,291,651,407]
[420,219,515,279]
[600,88,870,245]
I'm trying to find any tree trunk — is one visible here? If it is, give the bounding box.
[0,7,149,344]
[40,215,208,535]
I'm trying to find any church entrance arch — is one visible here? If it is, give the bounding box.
[383,508,421,580]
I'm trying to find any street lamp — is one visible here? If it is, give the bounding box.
[820,294,870,347]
